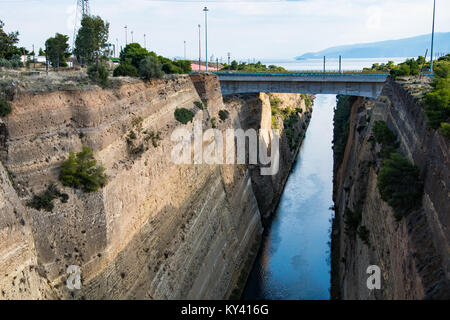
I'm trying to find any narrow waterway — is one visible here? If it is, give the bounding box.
[243,94,336,300]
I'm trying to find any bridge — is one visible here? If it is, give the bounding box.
[214,72,389,98]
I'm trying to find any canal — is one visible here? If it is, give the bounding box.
[243,94,336,300]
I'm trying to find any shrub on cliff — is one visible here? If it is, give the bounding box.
[174,108,194,124]
[113,61,138,77]
[139,56,164,80]
[219,110,229,121]
[59,145,108,193]
[344,207,361,236]
[27,184,69,212]
[441,122,450,138]
[0,100,11,117]
[87,63,110,87]
[377,153,423,220]
[372,120,399,158]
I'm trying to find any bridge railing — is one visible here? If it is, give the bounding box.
[212,71,390,78]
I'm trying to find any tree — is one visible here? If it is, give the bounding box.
[120,43,153,68]
[45,33,70,69]
[38,48,45,56]
[60,145,108,192]
[0,20,20,59]
[139,56,164,80]
[74,15,109,66]
[113,61,138,77]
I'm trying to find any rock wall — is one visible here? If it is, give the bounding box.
[0,73,311,299]
[332,78,450,300]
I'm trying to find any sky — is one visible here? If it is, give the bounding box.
[1,0,449,61]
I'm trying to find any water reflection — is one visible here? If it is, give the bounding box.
[243,95,335,300]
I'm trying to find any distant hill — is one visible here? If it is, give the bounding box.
[296,33,450,59]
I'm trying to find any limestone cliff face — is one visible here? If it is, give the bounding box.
[224,93,312,219]
[0,73,311,300]
[332,78,450,300]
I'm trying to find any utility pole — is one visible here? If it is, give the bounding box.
[184,40,186,60]
[203,7,209,72]
[228,52,231,66]
[116,38,119,57]
[144,34,147,50]
[198,24,201,72]
[216,58,219,72]
[339,55,342,74]
[323,56,326,73]
[430,0,436,73]
[131,31,134,43]
[125,25,128,45]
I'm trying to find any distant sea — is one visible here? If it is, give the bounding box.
[261,57,411,72]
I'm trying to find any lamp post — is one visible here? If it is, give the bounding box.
[430,0,436,73]
[203,7,209,72]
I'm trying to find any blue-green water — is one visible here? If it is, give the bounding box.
[243,94,336,300]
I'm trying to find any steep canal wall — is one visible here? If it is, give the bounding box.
[331,78,450,300]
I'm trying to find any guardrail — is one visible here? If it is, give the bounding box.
[213,72,390,78]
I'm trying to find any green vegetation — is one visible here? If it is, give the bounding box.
[0,99,11,117]
[74,15,110,66]
[357,226,370,246]
[194,101,204,110]
[59,145,107,193]
[87,63,110,87]
[45,33,70,69]
[113,61,138,77]
[139,56,164,80]
[219,110,229,121]
[372,120,399,158]
[344,207,361,236]
[221,60,286,73]
[27,184,69,212]
[343,207,370,246]
[301,94,312,108]
[363,56,424,78]
[211,117,217,129]
[377,153,423,220]
[424,56,450,137]
[365,55,450,139]
[145,131,162,148]
[269,95,304,151]
[441,122,450,138]
[174,108,194,124]
[116,43,191,78]
[0,20,23,68]
[333,95,356,168]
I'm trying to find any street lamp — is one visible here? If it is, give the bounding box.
[430,0,436,73]
[203,7,209,72]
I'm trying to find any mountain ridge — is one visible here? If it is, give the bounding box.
[296,32,450,59]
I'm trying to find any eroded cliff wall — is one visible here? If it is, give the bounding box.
[0,73,311,299]
[332,78,450,300]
